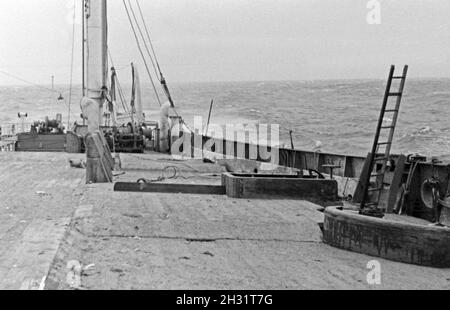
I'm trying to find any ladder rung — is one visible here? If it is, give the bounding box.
[377,142,391,146]
[368,187,383,192]
[388,92,402,96]
[392,76,404,80]
[385,109,399,113]
[365,202,378,207]
[374,156,388,161]
[371,173,383,177]
[381,126,394,129]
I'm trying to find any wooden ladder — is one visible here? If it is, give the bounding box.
[360,65,409,215]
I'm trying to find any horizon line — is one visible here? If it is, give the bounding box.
[1,76,449,88]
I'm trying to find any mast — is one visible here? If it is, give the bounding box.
[83,0,113,184]
[83,0,108,131]
[110,67,118,127]
[82,0,86,97]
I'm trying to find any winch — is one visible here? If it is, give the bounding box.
[104,122,156,153]
[30,114,64,135]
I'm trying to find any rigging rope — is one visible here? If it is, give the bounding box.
[128,0,160,80]
[0,70,68,95]
[135,0,163,77]
[122,0,193,133]
[67,0,77,129]
[116,78,131,115]
[136,165,217,184]
[133,0,174,107]
[108,49,131,115]
[122,0,162,107]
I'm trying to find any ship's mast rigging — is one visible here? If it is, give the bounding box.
[67,0,77,130]
[82,0,86,98]
[81,0,192,133]
[108,51,131,118]
[122,0,175,108]
[82,0,108,132]
[121,0,194,133]
[122,0,162,107]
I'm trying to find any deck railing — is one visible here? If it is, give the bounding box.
[0,122,32,152]
[172,132,367,179]
[0,122,33,137]
[0,138,16,152]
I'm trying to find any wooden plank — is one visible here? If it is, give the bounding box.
[15,134,66,152]
[114,182,226,195]
[386,155,407,213]
[0,218,70,290]
[223,173,338,203]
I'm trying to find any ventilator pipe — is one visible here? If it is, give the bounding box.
[159,101,172,153]
[80,97,102,133]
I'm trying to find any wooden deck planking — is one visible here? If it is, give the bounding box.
[0,218,70,290]
[77,164,450,289]
[0,152,85,289]
[0,151,448,289]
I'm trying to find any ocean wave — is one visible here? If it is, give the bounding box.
[1,79,449,156]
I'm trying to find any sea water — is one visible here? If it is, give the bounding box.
[0,78,449,157]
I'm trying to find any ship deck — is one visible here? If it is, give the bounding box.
[0,151,448,290]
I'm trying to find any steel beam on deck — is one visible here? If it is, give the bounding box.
[114,182,226,195]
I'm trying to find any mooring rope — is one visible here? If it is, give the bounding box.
[0,70,68,95]
[136,165,204,184]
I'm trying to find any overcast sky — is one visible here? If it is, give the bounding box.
[0,0,449,86]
